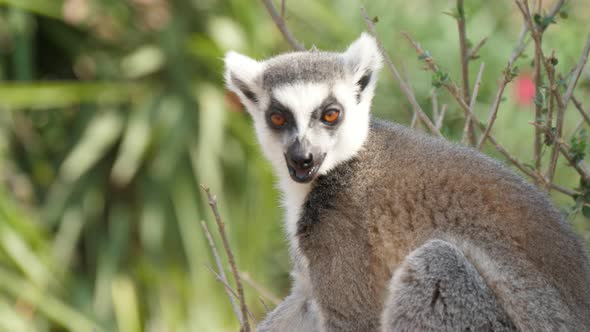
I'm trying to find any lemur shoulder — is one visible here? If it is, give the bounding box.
[224,33,590,331]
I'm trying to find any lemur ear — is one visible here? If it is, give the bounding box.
[343,33,383,102]
[224,51,264,108]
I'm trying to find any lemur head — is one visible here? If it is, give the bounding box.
[224,33,382,183]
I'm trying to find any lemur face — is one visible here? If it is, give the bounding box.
[224,33,382,183]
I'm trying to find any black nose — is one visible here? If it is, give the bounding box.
[290,153,313,169]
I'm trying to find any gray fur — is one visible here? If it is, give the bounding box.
[294,120,590,331]
[257,273,322,332]
[225,35,590,332]
[382,239,516,331]
[262,52,346,89]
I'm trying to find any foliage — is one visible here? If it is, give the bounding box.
[0,0,589,331]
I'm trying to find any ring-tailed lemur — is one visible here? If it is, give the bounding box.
[224,33,590,331]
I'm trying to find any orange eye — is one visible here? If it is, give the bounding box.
[322,109,340,124]
[270,113,286,127]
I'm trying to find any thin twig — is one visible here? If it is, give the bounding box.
[468,37,488,60]
[563,34,590,107]
[545,52,559,189]
[477,67,511,150]
[280,0,286,20]
[201,221,242,323]
[568,118,585,142]
[516,0,545,176]
[410,112,419,129]
[361,5,442,137]
[436,104,447,131]
[201,185,251,332]
[530,122,590,182]
[205,265,258,325]
[508,0,566,66]
[432,88,439,123]
[240,272,281,306]
[261,0,305,51]
[260,298,272,313]
[463,62,485,145]
[456,0,470,104]
[402,32,552,187]
[456,0,477,145]
[572,96,590,127]
[516,1,590,182]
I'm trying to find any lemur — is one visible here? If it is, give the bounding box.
[224,33,590,331]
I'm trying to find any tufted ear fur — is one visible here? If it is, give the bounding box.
[224,51,264,109]
[343,33,383,102]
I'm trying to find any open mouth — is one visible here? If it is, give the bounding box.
[287,163,321,183]
[284,153,326,183]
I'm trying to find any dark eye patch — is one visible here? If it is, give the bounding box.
[266,98,296,130]
[312,95,344,131]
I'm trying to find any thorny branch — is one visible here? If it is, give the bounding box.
[399,31,578,196]
[515,0,590,183]
[360,5,442,137]
[463,63,485,145]
[240,272,282,306]
[477,66,512,150]
[201,185,251,332]
[205,265,258,324]
[261,0,304,51]
[201,221,242,323]
[456,0,477,145]
[572,96,590,127]
[260,1,587,198]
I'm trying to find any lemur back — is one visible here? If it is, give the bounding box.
[298,119,590,330]
[224,33,590,331]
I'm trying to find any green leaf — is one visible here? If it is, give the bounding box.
[0,82,146,110]
[582,205,590,218]
[570,129,587,164]
[0,0,63,20]
[559,10,569,19]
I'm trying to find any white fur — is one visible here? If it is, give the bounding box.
[224,51,264,111]
[343,32,383,83]
[223,33,382,279]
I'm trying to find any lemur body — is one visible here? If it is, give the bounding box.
[224,34,590,331]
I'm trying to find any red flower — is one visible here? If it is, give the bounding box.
[514,73,535,106]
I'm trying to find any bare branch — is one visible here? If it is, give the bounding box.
[201,221,242,323]
[205,265,258,325]
[563,34,590,107]
[572,96,590,127]
[457,0,470,104]
[477,68,511,150]
[436,104,447,131]
[261,0,305,51]
[530,122,590,182]
[410,112,419,129]
[568,118,585,142]
[401,32,554,187]
[201,185,251,332]
[516,0,544,175]
[280,0,286,20]
[545,52,560,189]
[508,0,566,66]
[361,5,442,137]
[456,0,477,145]
[431,88,439,122]
[240,272,281,306]
[468,37,488,60]
[463,63,485,145]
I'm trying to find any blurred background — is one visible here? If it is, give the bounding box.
[0,0,589,331]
